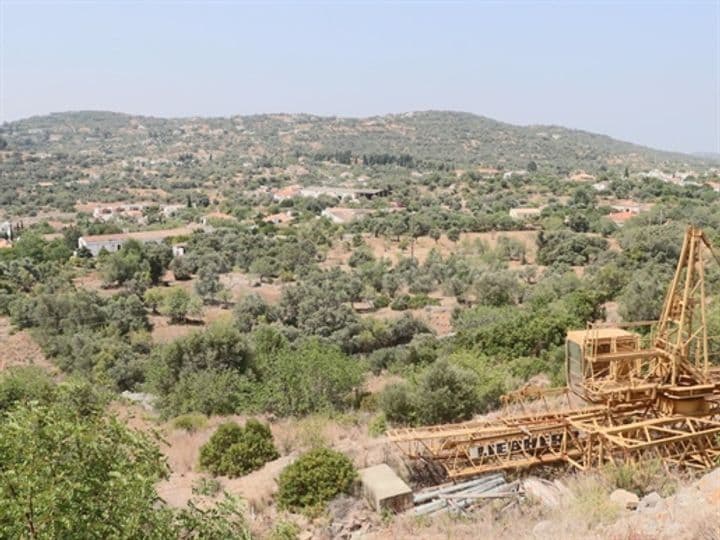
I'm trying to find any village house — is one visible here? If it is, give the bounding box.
[271,185,302,201]
[320,207,372,225]
[502,170,528,181]
[509,207,543,220]
[476,167,501,177]
[569,170,596,182]
[202,211,237,225]
[77,226,199,256]
[299,186,390,200]
[263,211,293,225]
[0,221,12,241]
[607,210,636,227]
[162,204,185,218]
[172,243,187,257]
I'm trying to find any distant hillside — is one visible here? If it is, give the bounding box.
[0,110,714,171]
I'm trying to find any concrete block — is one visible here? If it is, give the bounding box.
[358,464,413,513]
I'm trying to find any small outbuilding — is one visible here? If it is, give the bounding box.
[358,464,413,513]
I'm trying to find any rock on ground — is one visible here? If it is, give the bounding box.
[609,488,639,510]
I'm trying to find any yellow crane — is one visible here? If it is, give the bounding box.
[388,226,720,479]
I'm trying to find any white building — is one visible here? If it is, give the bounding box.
[509,207,542,220]
[78,226,198,256]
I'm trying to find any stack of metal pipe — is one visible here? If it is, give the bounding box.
[412,473,520,515]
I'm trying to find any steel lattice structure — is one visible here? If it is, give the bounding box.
[388,226,720,479]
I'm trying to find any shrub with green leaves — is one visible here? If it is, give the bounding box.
[172,412,208,433]
[192,476,222,497]
[0,399,167,538]
[257,339,363,416]
[0,366,56,411]
[277,447,357,511]
[379,360,482,426]
[199,419,279,477]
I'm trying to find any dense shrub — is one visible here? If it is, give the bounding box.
[257,339,363,416]
[147,321,253,398]
[172,413,208,432]
[536,230,607,266]
[453,304,577,358]
[158,369,254,418]
[170,256,193,280]
[380,360,481,426]
[379,383,416,424]
[277,448,357,511]
[0,398,166,538]
[199,420,279,477]
[413,360,480,425]
[0,366,56,411]
[390,293,440,311]
[0,384,250,538]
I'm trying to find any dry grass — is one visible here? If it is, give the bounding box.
[0,317,58,375]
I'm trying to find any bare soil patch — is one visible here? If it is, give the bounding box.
[0,317,57,375]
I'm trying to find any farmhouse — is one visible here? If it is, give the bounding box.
[607,210,636,227]
[569,170,596,182]
[202,211,237,225]
[0,221,12,240]
[321,207,372,224]
[263,211,293,225]
[271,185,302,201]
[509,207,542,220]
[77,226,198,256]
[300,186,390,200]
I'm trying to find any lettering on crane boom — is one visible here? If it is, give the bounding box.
[468,432,565,460]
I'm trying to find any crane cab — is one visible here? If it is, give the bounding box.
[565,327,643,402]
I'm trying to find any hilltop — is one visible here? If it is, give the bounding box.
[1,110,713,172]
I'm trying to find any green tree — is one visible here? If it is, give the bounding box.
[160,287,202,323]
[147,321,254,400]
[233,294,274,332]
[144,286,166,314]
[258,339,362,416]
[414,360,480,425]
[249,256,275,283]
[618,263,670,322]
[0,390,252,538]
[196,265,224,304]
[277,448,356,512]
[0,398,168,538]
[199,420,279,477]
[0,366,56,411]
[170,256,193,280]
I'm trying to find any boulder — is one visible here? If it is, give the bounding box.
[532,520,553,538]
[697,467,720,498]
[637,491,662,512]
[524,478,563,508]
[610,488,639,510]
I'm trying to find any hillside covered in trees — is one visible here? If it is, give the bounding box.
[2,110,714,173]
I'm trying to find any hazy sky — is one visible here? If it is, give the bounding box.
[1,1,719,154]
